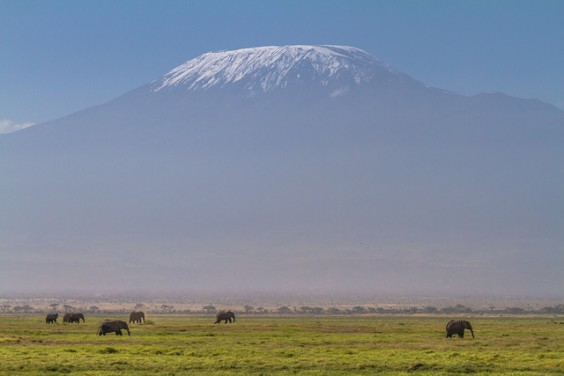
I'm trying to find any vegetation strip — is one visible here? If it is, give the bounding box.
[0,315,562,375]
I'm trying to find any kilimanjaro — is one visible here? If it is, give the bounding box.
[0,45,563,296]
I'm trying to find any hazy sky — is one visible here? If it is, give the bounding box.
[1,0,563,130]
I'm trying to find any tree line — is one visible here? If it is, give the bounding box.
[1,303,563,315]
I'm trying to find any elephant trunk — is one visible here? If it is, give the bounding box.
[470,328,475,338]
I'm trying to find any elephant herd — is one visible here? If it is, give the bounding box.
[45,312,84,324]
[43,310,238,336]
[44,311,143,336]
[46,311,474,339]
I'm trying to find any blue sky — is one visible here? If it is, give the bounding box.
[1,0,563,130]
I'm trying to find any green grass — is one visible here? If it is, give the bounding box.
[0,315,563,375]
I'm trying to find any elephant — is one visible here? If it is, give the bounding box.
[46,313,58,324]
[64,313,85,323]
[215,310,236,324]
[98,320,131,336]
[446,320,474,338]
[129,311,145,324]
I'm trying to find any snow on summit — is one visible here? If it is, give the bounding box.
[152,45,409,92]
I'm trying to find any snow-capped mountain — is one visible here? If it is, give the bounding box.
[152,45,417,93]
[1,45,563,296]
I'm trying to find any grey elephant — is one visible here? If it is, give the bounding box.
[64,313,85,323]
[129,311,145,324]
[98,320,131,336]
[446,320,474,338]
[215,310,236,324]
[46,313,58,324]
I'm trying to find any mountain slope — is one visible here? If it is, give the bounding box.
[1,45,563,296]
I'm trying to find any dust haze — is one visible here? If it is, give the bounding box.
[1,47,563,300]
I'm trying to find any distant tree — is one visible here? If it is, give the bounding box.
[13,306,23,313]
[440,304,472,314]
[88,306,100,313]
[160,305,175,313]
[244,305,254,313]
[134,303,146,311]
[277,306,293,314]
[255,307,267,313]
[423,306,438,313]
[49,303,59,311]
[22,305,34,313]
[0,304,11,312]
[202,305,216,314]
[326,307,341,315]
[352,306,367,314]
[298,306,324,314]
[505,307,526,314]
[540,304,564,314]
[63,305,75,313]
[454,304,472,313]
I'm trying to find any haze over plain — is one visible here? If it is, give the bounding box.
[1,2,563,298]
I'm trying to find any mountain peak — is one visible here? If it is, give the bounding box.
[152,45,413,93]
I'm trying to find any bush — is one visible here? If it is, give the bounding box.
[99,347,119,354]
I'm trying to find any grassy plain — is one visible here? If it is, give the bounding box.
[0,314,562,375]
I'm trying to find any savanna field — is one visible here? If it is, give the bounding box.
[0,315,563,375]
